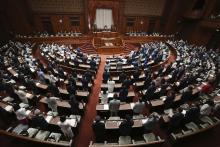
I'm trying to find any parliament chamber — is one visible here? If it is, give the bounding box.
[0,0,220,147]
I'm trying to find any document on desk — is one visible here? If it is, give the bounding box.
[142,118,148,124]
[45,116,53,123]
[107,93,114,98]
[25,110,31,116]
[130,103,135,109]
[26,93,32,98]
[3,96,14,102]
[182,110,187,115]
[4,105,13,112]
[65,119,76,127]
[104,104,109,110]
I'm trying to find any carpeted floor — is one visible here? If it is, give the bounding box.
[74,55,106,147]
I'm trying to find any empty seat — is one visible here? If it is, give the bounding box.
[27,128,38,138]
[118,136,132,145]
[34,130,50,141]
[12,124,28,134]
[143,133,156,142]
[185,122,200,131]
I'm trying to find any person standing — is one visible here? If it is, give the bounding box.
[107,78,115,93]
[133,99,145,115]
[109,96,120,116]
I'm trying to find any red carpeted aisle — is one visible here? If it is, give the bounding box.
[74,55,106,147]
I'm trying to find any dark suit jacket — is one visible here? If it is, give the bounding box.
[31,115,48,130]
[170,112,184,128]
[92,121,105,142]
[119,88,128,102]
[119,119,134,136]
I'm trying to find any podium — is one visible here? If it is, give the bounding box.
[92,32,124,54]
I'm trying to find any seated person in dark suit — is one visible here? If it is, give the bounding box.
[119,86,128,102]
[5,84,21,103]
[25,76,39,94]
[177,75,190,90]
[0,105,16,125]
[17,73,26,86]
[68,75,76,87]
[144,74,152,89]
[160,78,168,96]
[31,109,48,130]
[90,58,97,70]
[69,94,80,115]
[92,115,105,143]
[57,67,65,79]
[133,69,140,83]
[119,72,126,83]
[184,103,200,123]
[73,57,79,67]
[122,76,131,89]
[164,63,173,75]
[164,91,175,109]
[142,112,160,133]
[119,115,134,136]
[48,82,60,97]
[143,82,156,101]
[84,70,92,83]
[71,69,77,79]
[66,83,76,95]
[81,76,89,90]
[157,65,164,77]
[181,86,193,102]
[168,107,184,132]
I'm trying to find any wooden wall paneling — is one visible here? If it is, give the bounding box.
[164,0,190,34]
[118,0,125,33]
[203,0,218,18]
[84,0,89,33]
[3,0,33,34]
[188,25,214,46]
[124,0,165,16]
[33,16,44,32]
[32,14,86,33]
[154,19,161,32]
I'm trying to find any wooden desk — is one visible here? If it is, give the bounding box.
[96,103,134,111]
[39,97,84,110]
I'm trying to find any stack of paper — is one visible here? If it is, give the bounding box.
[4,105,13,112]
[142,118,148,124]
[65,119,76,127]
[104,104,109,110]
[25,110,31,115]
[130,103,135,109]
[45,115,53,123]
[107,93,114,98]
[3,96,14,102]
